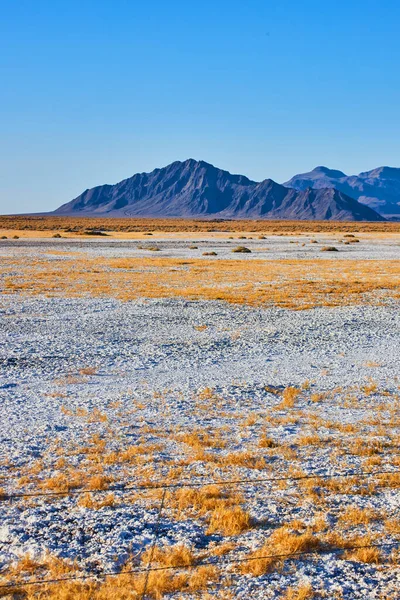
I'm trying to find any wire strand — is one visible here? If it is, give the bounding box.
[0,541,397,590]
[0,468,397,501]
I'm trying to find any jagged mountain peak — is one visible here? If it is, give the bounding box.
[54,159,384,221]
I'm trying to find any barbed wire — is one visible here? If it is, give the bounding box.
[1,467,398,597]
[0,467,398,501]
[0,541,398,592]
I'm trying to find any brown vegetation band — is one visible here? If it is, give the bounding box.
[1,215,400,233]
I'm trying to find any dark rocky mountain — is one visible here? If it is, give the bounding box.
[284,166,400,217]
[54,159,385,221]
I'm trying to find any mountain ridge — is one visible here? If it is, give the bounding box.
[54,159,384,222]
[284,165,400,217]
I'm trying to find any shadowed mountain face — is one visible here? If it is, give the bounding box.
[54,159,385,221]
[284,166,400,217]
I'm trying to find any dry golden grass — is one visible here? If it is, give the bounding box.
[345,546,381,564]
[178,429,226,451]
[276,386,301,409]
[3,253,400,309]
[2,548,219,600]
[281,584,314,600]
[3,366,399,598]
[385,518,400,535]
[77,492,116,510]
[339,506,380,526]
[2,215,400,233]
[141,544,195,568]
[240,527,320,576]
[258,434,279,448]
[167,485,252,537]
[168,485,235,517]
[221,450,267,470]
[40,471,85,493]
[207,505,251,536]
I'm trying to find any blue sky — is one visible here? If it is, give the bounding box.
[1,0,399,213]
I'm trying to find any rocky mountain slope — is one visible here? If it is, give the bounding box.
[284,166,400,217]
[54,160,384,221]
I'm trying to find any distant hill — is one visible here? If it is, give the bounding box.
[54,159,384,221]
[284,166,400,217]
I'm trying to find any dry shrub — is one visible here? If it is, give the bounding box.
[3,555,80,597]
[276,387,301,410]
[232,246,251,253]
[41,470,85,493]
[238,546,275,576]
[310,392,324,403]
[295,434,322,446]
[222,451,266,470]
[360,380,378,395]
[240,527,320,576]
[19,568,217,600]
[86,475,111,490]
[243,413,258,426]
[272,527,320,555]
[77,492,116,510]
[79,367,98,376]
[9,553,42,575]
[102,444,150,466]
[207,505,251,536]
[179,429,226,450]
[168,485,228,516]
[142,544,194,568]
[87,408,108,423]
[138,545,218,598]
[345,546,381,564]
[282,584,314,600]
[197,387,216,400]
[377,471,400,489]
[209,541,236,556]
[258,434,278,448]
[385,518,400,535]
[186,565,218,591]
[349,438,386,457]
[339,506,379,526]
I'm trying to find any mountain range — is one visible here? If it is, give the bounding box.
[284,166,400,217]
[54,159,386,221]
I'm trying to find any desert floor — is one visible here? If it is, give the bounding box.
[0,223,399,599]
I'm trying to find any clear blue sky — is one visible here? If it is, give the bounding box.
[1,0,399,213]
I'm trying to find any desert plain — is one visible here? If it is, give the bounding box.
[0,217,399,599]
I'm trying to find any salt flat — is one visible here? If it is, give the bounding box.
[0,234,399,599]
